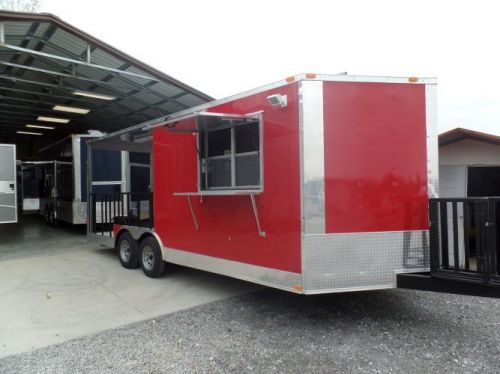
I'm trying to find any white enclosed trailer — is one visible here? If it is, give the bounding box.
[0,143,17,224]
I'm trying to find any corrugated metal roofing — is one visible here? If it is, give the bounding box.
[0,10,212,145]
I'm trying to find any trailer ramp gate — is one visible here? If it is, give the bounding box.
[398,198,500,298]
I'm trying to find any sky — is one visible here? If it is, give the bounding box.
[39,0,500,135]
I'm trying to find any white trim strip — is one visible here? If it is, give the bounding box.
[91,181,123,186]
[301,80,325,234]
[162,247,303,293]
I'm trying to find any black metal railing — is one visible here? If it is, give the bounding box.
[89,192,153,237]
[429,197,500,286]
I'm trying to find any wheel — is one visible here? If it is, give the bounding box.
[140,236,165,278]
[47,206,58,227]
[44,205,50,225]
[117,232,140,269]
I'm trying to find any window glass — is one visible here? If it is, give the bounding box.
[57,164,74,201]
[129,152,150,164]
[200,118,261,191]
[207,158,231,187]
[235,122,259,153]
[131,165,150,193]
[61,141,72,158]
[208,128,231,157]
[92,184,121,201]
[236,154,260,186]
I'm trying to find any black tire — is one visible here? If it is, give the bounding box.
[47,206,58,227]
[44,205,50,225]
[140,236,165,278]
[117,232,140,269]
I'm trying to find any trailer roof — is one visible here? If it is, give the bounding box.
[0,10,212,150]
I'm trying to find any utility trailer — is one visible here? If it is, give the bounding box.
[37,134,129,225]
[86,73,454,295]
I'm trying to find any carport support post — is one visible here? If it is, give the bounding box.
[86,44,91,63]
[87,141,93,236]
[0,22,4,44]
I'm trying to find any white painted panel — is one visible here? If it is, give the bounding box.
[445,202,466,268]
[439,165,466,197]
[440,139,500,166]
[0,144,17,223]
[438,165,466,267]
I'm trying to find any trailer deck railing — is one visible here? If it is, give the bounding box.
[89,192,153,237]
[429,197,500,286]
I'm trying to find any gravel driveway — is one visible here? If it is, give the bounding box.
[1,288,499,373]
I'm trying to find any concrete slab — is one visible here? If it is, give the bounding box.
[0,215,88,262]
[0,216,259,358]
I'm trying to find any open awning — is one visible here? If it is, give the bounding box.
[89,111,261,153]
[157,112,260,133]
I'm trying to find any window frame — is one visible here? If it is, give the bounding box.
[197,114,263,193]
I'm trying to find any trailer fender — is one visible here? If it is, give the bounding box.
[138,232,166,262]
[114,226,166,261]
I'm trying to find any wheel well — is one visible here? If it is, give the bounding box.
[114,229,130,250]
[115,230,156,248]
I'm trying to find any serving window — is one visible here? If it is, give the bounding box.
[199,120,261,191]
[167,112,264,235]
[162,111,263,194]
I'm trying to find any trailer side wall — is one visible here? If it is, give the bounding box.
[153,83,302,274]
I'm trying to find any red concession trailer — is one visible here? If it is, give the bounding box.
[88,74,438,294]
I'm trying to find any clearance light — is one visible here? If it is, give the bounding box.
[37,116,70,124]
[53,105,90,114]
[305,73,317,79]
[17,131,42,136]
[73,90,116,101]
[26,124,55,130]
[408,77,419,83]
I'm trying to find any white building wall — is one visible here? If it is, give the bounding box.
[440,138,500,166]
[439,138,500,198]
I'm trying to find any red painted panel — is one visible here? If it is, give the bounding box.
[323,82,428,233]
[113,224,121,238]
[153,83,301,273]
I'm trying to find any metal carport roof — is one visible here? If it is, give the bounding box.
[0,10,212,155]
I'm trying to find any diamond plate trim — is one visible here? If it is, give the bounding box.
[302,230,430,292]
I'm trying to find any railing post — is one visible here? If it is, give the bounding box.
[100,194,104,236]
[463,201,470,270]
[452,202,460,271]
[91,193,96,233]
[485,199,494,276]
[136,193,141,227]
[491,199,500,279]
[429,199,440,272]
[439,201,449,269]
[105,194,108,234]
